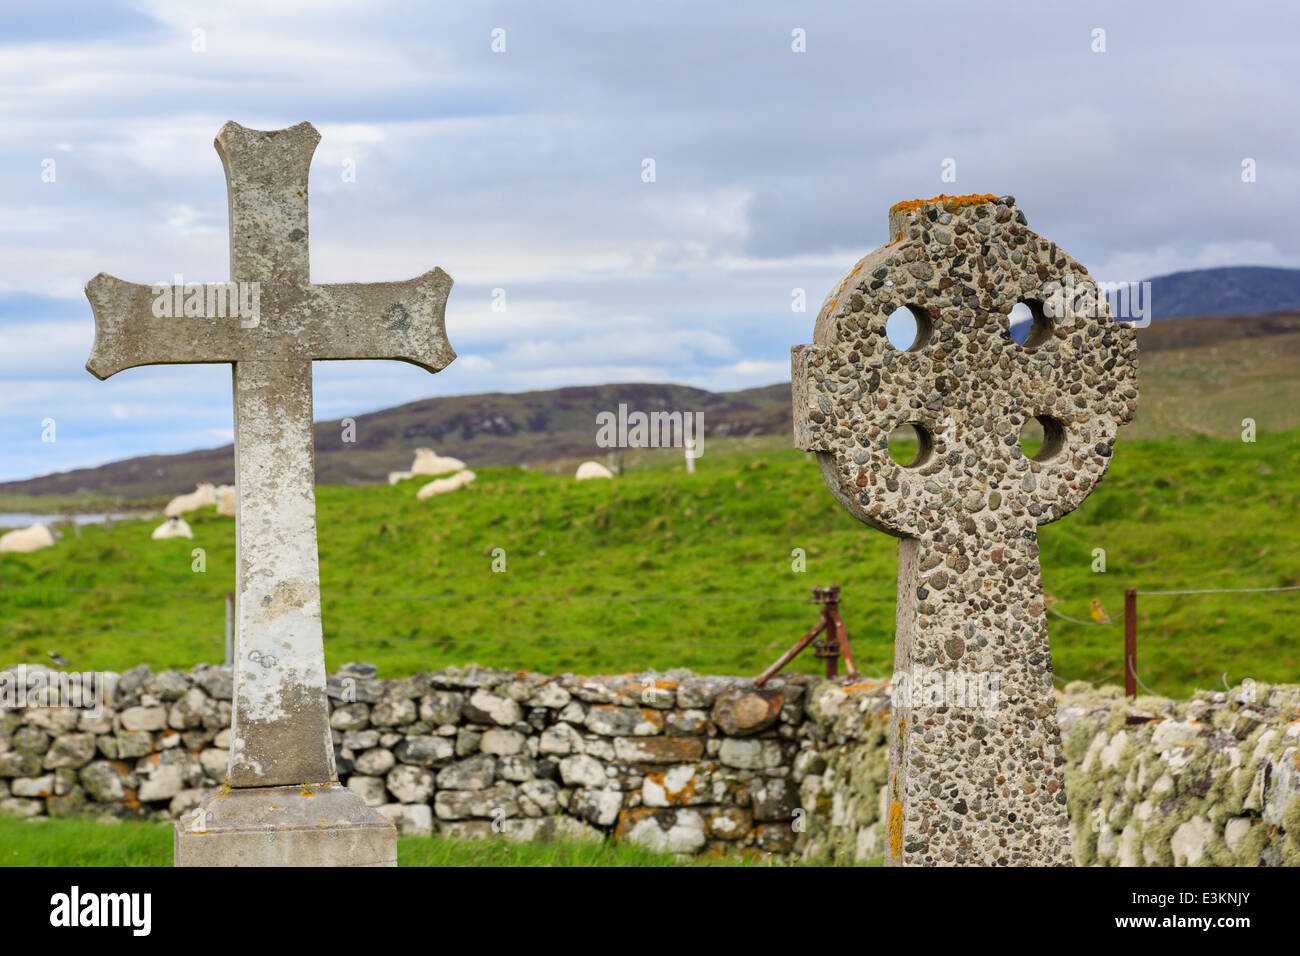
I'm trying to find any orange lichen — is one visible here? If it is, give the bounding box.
[644,769,699,805]
[626,678,679,691]
[887,800,904,858]
[840,680,880,694]
[890,193,1001,214]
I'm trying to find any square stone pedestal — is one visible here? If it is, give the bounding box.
[174,782,397,867]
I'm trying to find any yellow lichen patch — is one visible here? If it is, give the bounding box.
[136,753,161,775]
[627,678,679,691]
[888,800,904,858]
[889,193,1000,214]
[841,680,881,694]
[644,767,699,805]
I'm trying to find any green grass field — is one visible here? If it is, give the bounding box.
[1,429,1297,698]
[0,814,839,866]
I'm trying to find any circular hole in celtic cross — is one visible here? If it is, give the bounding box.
[885,305,933,351]
[1019,414,1065,462]
[1008,299,1053,348]
[887,423,933,468]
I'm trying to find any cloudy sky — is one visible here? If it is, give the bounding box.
[1,0,1296,481]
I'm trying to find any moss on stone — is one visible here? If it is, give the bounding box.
[1209,707,1236,731]
[1114,737,1140,779]
[796,682,1299,866]
[1065,718,1097,764]
[1283,796,1300,844]
[1101,707,1128,735]
[1238,819,1269,864]
[1204,827,1236,866]
[1141,812,1178,866]
[847,748,886,825]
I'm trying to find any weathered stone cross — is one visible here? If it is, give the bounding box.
[86,121,455,865]
[793,194,1137,866]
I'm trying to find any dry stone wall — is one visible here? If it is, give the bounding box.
[0,663,814,857]
[799,678,1300,866]
[2,662,1297,865]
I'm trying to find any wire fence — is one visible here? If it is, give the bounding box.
[6,582,1296,601]
[1,580,1296,699]
[1045,583,1300,627]
[0,585,829,653]
[0,584,812,602]
[1137,585,1300,596]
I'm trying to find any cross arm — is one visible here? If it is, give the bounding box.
[85,273,249,380]
[301,268,456,373]
[791,343,835,452]
[85,268,456,379]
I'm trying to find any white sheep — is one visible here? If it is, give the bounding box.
[0,523,56,553]
[164,483,217,517]
[151,516,194,540]
[387,471,414,485]
[416,469,476,499]
[214,485,236,516]
[575,461,614,480]
[410,448,466,477]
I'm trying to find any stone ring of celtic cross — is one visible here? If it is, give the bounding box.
[792,193,1138,866]
[793,194,1138,540]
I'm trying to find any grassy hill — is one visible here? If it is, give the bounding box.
[1,426,1296,698]
[1127,313,1300,440]
[0,382,790,499]
[3,312,1299,502]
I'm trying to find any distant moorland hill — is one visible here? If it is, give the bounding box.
[3,310,1298,501]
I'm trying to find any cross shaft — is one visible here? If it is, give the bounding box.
[85,121,455,788]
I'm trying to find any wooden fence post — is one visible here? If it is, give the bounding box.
[1124,588,1138,699]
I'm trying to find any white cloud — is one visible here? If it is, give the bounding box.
[1093,241,1296,284]
[1,1,1298,480]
